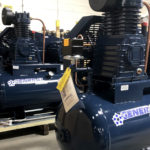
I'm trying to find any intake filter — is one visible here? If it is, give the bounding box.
[89,0,142,12]
[2,8,15,25]
[89,0,118,11]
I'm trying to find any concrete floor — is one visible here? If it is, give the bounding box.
[0,127,60,150]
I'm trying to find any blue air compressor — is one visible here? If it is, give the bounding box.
[55,0,150,150]
[0,8,62,118]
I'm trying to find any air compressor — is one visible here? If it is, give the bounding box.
[55,0,150,150]
[0,8,63,119]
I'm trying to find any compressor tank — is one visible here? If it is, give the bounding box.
[56,93,150,150]
[0,70,61,111]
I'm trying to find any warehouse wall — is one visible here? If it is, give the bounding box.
[0,0,149,32]
[0,0,100,32]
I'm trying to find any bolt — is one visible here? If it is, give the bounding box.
[137,68,143,75]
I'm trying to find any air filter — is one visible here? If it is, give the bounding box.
[89,0,142,12]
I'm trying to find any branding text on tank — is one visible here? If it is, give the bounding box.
[7,78,58,87]
[112,105,150,127]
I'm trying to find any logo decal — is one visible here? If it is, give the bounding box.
[7,78,58,87]
[112,105,150,127]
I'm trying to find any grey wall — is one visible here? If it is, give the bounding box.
[0,0,100,31]
[0,0,149,32]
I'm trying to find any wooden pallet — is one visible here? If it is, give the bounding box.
[0,112,55,135]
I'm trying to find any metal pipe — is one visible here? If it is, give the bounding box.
[22,0,24,13]
[75,60,85,88]
[75,60,89,88]
[30,18,46,64]
[143,1,150,73]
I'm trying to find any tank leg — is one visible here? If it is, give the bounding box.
[14,107,26,119]
[39,125,49,136]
